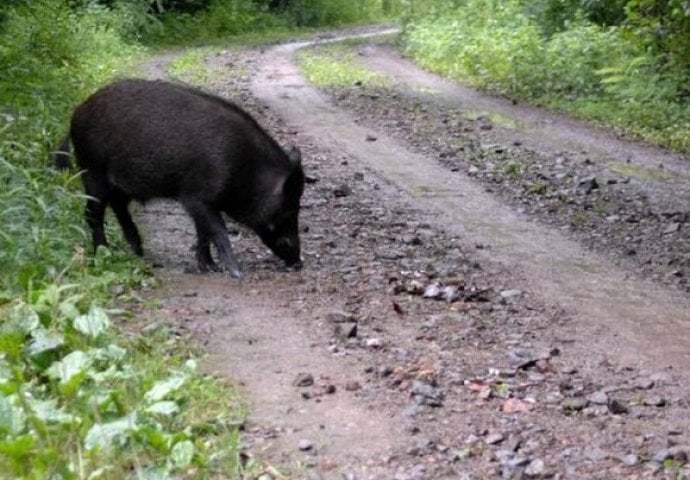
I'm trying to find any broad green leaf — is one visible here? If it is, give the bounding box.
[145,401,179,416]
[47,350,91,383]
[74,306,110,339]
[58,297,81,320]
[170,440,194,469]
[105,344,126,361]
[27,328,64,356]
[37,284,60,308]
[26,398,78,425]
[84,413,137,451]
[144,376,186,403]
[2,303,39,334]
[0,395,25,435]
[89,344,127,363]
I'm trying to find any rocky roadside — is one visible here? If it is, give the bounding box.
[309,40,690,296]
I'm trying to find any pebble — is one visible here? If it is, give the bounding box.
[620,454,638,466]
[402,234,422,245]
[633,377,655,390]
[298,439,313,451]
[333,184,352,197]
[366,338,383,349]
[325,310,355,323]
[563,398,587,412]
[324,384,336,394]
[608,399,629,414]
[334,322,358,339]
[669,445,690,462]
[293,372,314,387]
[485,433,505,445]
[663,222,681,234]
[411,380,444,407]
[643,395,666,407]
[403,404,423,417]
[587,391,608,405]
[577,176,599,194]
[500,289,522,299]
[650,371,673,385]
[525,458,545,476]
[585,447,608,461]
[344,380,361,391]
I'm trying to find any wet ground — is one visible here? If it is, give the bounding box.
[133,28,690,479]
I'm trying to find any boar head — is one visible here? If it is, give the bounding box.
[254,147,305,268]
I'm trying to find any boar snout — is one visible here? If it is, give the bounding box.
[273,235,302,268]
[258,228,301,268]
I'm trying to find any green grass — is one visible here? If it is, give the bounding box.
[167,47,222,84]
[297,44,388,87]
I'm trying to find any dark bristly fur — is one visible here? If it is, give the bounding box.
[57,79,305,278]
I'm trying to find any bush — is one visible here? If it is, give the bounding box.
[402,0,690,151]
[403,1,546,96]
[285,0,383,26]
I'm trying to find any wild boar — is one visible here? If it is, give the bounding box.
[55,79,305,279]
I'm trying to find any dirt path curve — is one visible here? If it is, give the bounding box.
[252,36,690,372]
[132,28,690,479]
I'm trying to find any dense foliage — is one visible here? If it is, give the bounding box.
[402,0,690,151]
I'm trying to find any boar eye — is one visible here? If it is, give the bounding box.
[266,223,276,232]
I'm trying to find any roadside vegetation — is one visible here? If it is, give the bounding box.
[0,0,399,477]
[297,40,390,87]
[401,0,690,153]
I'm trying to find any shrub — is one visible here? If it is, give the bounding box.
[401,0,690,151]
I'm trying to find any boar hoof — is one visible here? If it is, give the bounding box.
[286,260,303,271]
[197,259,219,273]
[227,267,244,280]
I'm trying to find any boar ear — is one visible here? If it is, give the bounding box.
[283,160,305,199]
[287,146,302,168]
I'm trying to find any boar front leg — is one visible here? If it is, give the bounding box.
[183,199,243,279]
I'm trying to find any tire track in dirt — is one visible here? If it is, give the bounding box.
[252,37,690,372]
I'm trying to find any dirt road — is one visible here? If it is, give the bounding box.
[138,28,690,479]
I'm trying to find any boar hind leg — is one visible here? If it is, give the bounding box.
[183,200,243,279]
[110,190,143,256]
[83,173,109,251]
[85,198,108,251]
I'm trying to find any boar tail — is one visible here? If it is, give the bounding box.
[52,134,72,170]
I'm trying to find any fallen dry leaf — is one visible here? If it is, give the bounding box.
[502,398,533,413]
[392,300,404,315]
